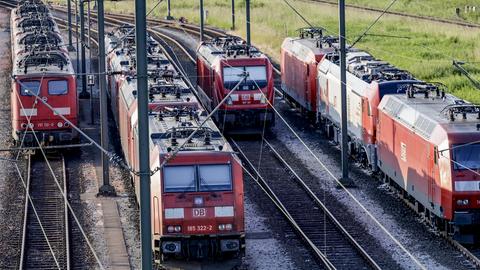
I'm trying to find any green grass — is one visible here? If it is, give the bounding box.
[55,0,480,103]
[333,0,480,24]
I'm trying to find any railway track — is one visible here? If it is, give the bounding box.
[2,1,480,268]
[40,3,480,268]
[231,137,382,269]
[20,154,70,269]
[307,0,480,29]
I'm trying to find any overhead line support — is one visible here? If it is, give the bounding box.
[79,0,90,99]
[67,0,75,51]
[200,0,204,41]
[97,0,115,196]
[231,0,235,30]
[135,0,153,268]
[339,0,351,185]
[246,0,251,46]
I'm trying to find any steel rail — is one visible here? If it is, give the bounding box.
[307,0,480,29]
[230,139,336,269]
[263,138,381,270]
[19,154,70,269]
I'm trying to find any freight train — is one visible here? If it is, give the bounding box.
[281,27,480,243]
[106,26,245,262]
[10,0,78,145]
[196,36,275,132]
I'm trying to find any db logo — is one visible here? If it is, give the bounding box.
[192,208,206,217]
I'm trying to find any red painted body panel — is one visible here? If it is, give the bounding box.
[196,57,275,110]
[280,47,323,112]
[11,75,78,139]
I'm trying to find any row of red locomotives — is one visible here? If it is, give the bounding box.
[105,26,245,262]
[281,27,480,243]
[10,0,78,145]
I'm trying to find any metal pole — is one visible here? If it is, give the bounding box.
[67,0,74,51]
[75,1,79,74]
[231,0,235,30]
[79,0,90,99]
[246,0,250,46]
[199,0,204,42]
[339,0,350,184]
[88,0,94,125]
[135,0,152,268]
[166,0,173,19]
[97,0,115,196]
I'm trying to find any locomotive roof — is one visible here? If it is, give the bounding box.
[379,90,480,139]
[282,27,339,62]
[11,5,74,76]
[149,106,229,154]
[106,26,230,155]
[197,36,267,65]
[285,27,415,84]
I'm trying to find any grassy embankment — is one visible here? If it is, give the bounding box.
[331,0,480,23]
[64,0,480,103]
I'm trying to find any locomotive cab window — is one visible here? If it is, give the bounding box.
[20,80,41,96]
[164,165,196,192]
[199,164,232,191]
[223,66,267,90]
[48,80,68,95]
[452,144,480,170]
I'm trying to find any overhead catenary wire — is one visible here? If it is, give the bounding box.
[349,0,398,48]
[105,0,165,56]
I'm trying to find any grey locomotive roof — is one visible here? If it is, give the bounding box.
[197,36,267,65]
[285,27,415,84]
[11,4,74,76]
[380,92,480,138]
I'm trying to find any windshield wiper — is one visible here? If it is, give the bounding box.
[199,177,212,191]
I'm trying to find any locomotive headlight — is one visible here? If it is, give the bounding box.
[457,199,470,206]
[27,123,34,128]
[218,224,225,231]
[167,225,174,233]
[225,224,232,230]
[174,225,182,232]
[21,123,27,129]
[194,196,203,206]
[64,122,70,127]
[57,122,64,128]
[260,95,267,104]
[226,96,233,105]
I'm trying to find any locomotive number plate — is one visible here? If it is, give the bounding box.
[186,225,213,232]
[241,94,250,100]
[192,208,206,217]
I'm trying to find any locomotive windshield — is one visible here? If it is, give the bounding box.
[164,165,196,192]
[48,80,68,95]
[199,165,232,191]
[452,144,480,170]
[20,80,41,96]
[163,164,232,192]
[223,66,267,90]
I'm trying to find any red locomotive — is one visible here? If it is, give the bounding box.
[377,90,480,243]
[196,36,275,132]
[281,27,480,243]
[10,0,78,145]
[106,27,245,262]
